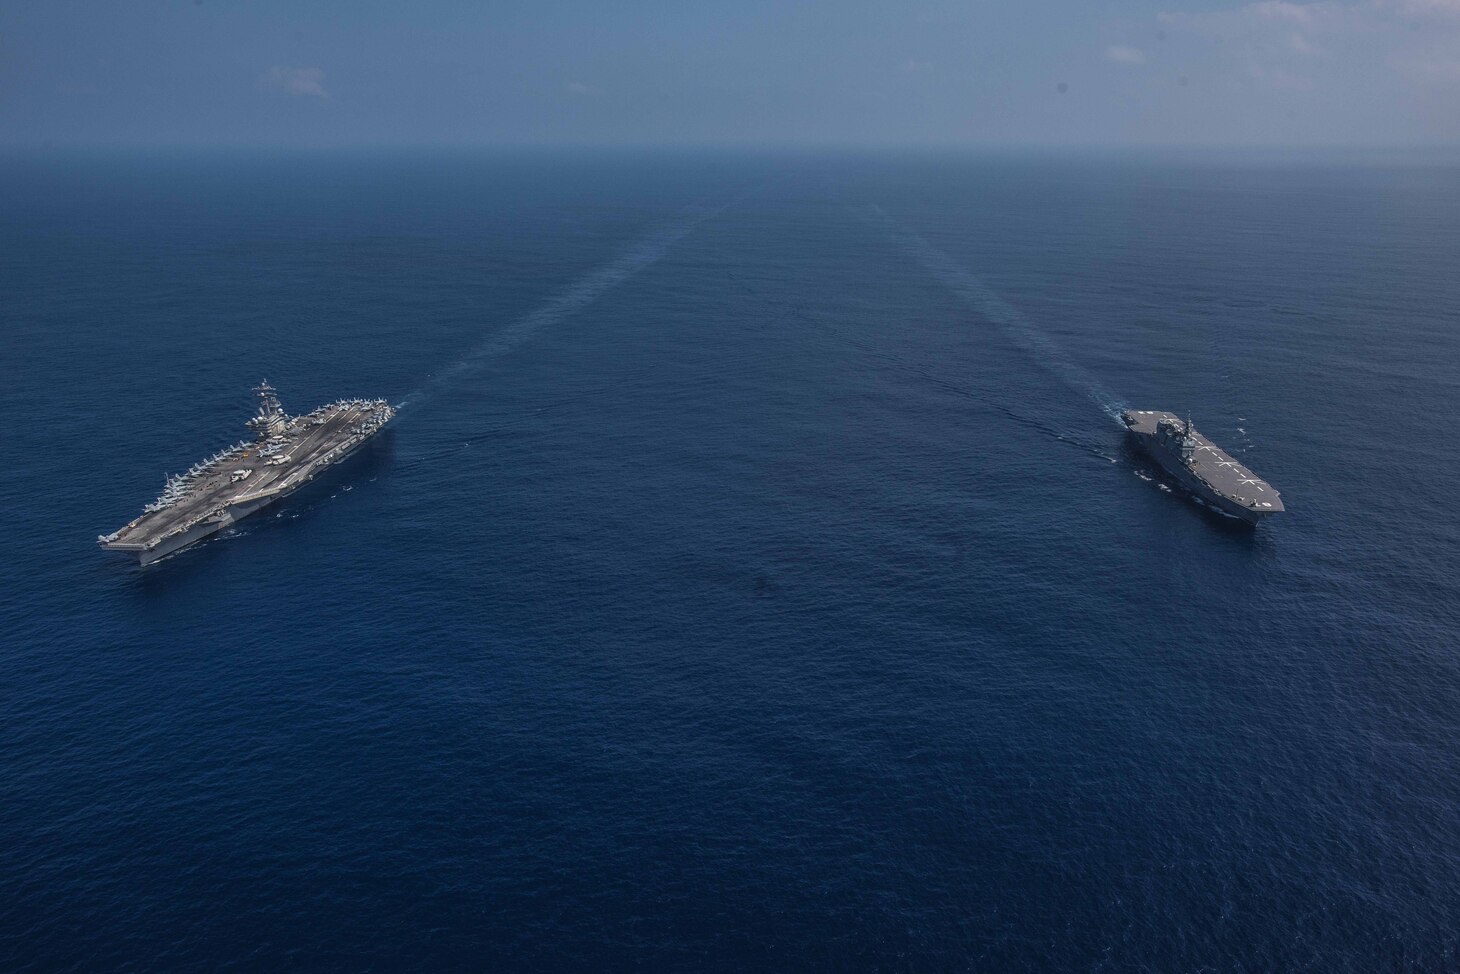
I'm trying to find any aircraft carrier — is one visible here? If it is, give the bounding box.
[1123,410,1283,525]
[100,382,395,565]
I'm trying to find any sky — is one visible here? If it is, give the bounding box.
[1,0,1458,147]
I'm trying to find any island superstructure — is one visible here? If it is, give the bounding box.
[100,382,395,565]
[1122,410,1283,525]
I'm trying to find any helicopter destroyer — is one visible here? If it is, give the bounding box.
[1122,410,1283,525]
[100,382,394,565]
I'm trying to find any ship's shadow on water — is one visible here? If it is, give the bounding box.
[128,430,398,585]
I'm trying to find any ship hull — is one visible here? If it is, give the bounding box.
[1121,410,1283,525]
[119,434,379,565]
[101,391,393,566]
[132,496,273,565]
[1134,438,1268,525]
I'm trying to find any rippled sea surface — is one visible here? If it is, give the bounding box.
[3,150,1459,971]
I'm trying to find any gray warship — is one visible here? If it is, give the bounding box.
[100,382,395,565]
[1122,410,1283,525]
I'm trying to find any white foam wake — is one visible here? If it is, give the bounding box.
[862,205,1127,426]
[400,195,739,410]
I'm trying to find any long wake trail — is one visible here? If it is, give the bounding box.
[860,205,1127,426]
[723,270,1118,465]
[398,192,743,411]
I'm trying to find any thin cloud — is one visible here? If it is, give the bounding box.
[1374,0,1460,19]
[1154,0,1331,38]
[1395,53,1460,79]
[564,81,599,97]
[1157,2,1349,37]
[259,66,329,100]
[1105,45,1148,64]
[1250,1,1325,25]
[1159,0,1460,90]
[1246,62,1319,87]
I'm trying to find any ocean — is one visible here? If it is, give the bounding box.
[2,148,1458,971]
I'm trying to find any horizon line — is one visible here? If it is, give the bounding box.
[3,140,1460,155]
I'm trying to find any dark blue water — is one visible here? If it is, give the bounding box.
[3,149,1459,971]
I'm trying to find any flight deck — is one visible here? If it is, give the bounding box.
[100,383,393,564]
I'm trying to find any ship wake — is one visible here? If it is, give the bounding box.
[722,269,1117,464]
[860,205,1128,427]
[400,192,745,411]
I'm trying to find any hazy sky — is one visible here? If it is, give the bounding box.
[2,0,1458,147]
